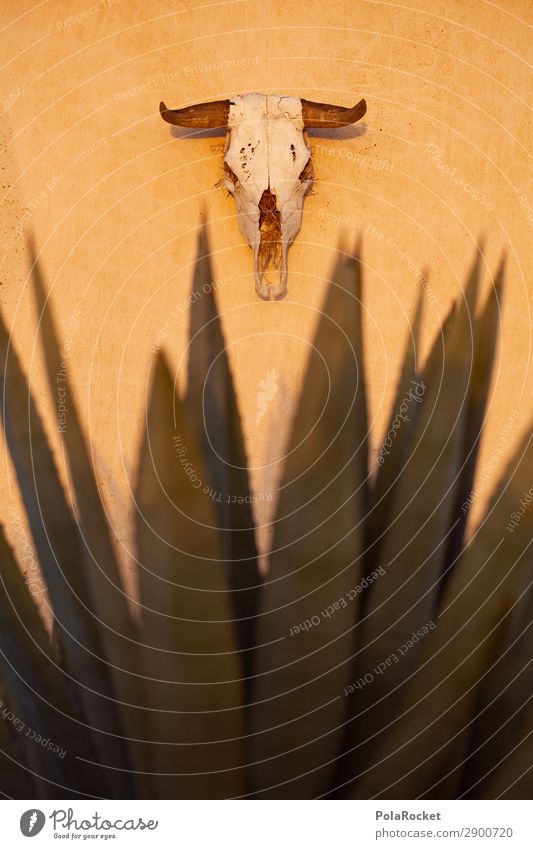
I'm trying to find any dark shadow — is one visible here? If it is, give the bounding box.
[308,123,367,140]
[166,124,368,142]
[169,126,226,139]
[186,226,261,692]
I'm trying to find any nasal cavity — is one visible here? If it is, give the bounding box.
[258,189,282,273]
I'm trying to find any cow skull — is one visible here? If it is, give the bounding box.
[160,93,366,300]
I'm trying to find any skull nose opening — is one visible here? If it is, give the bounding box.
[255,189,286,299]
[258,189,282,275]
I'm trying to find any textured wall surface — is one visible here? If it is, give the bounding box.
[1,0,531,590]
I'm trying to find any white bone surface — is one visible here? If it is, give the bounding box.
[224,93,313,299]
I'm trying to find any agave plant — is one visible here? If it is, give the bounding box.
[0,230,531,799]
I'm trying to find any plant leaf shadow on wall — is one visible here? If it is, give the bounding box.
[0,230,531,799]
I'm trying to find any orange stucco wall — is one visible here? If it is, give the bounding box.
[1,0,531,591]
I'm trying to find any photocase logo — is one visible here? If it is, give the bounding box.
[20,809,46,837]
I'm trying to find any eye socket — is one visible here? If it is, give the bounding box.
[298,158,313,182]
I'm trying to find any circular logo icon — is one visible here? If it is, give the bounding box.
[20,810,46,837]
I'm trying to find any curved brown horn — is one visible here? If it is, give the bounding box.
[301,97,367,128]
[159,99,230,129]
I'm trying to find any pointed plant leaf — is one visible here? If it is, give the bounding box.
[0,680,37,798]
[249,248,368,797]
[186,226,260,690]
[0,310,132,796]
[421,299,457,386]
[368,286,424,561]
[0,525,105,797]
[352,423,533,798]
[343,252,483,784]
[480,698,533,799]
[137,353,246,798]
[459,583,533,798]
[445,260,505,570]
[338,284,424,790]
[31,248,146,782]
[0,224,524,803]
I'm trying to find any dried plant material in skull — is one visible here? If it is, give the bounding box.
[258,189,282,275]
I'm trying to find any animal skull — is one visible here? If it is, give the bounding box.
[160,93,366,300]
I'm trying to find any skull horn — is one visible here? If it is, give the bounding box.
[159,99,230,129]
[301,97,367,128]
